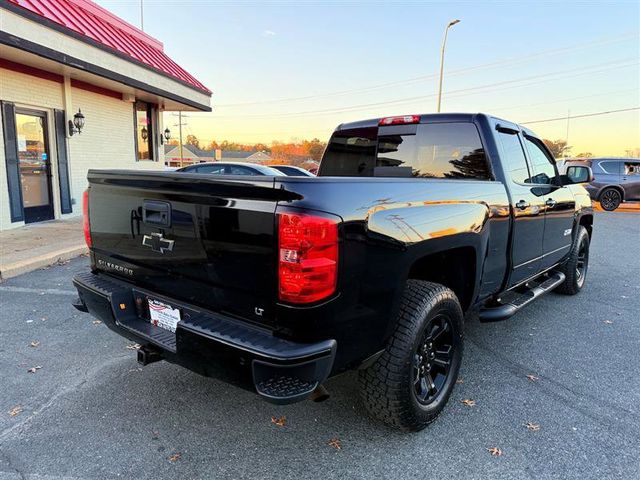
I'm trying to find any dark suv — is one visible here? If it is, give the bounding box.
[564,158,640,210]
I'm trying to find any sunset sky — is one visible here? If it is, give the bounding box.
[98,0,640,156]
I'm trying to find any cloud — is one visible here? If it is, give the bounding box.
[263,30,276,37]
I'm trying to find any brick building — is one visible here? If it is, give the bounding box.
[0,0,211,230]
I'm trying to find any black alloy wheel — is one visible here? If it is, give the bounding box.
[413,313,454,405]
[600,188,622,211]
[575,234,589,288]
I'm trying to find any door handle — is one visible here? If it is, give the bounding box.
[515,200,529,210]
[545,198,557,208]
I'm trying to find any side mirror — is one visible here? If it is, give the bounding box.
[566,165,594,184]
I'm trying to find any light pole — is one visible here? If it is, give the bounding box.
[436,19,460,113]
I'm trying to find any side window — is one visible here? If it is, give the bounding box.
[524,137,557,185]
[135,101,155,161]
[599,161,621,175]
[625,162,640,175]
[376,123,491,179]
[198,165,225,174]
[497,132,530,184]
[229,165,256,175]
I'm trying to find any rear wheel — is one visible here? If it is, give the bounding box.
[555,226,590,295]
[359,280,463,431]
[599,188,622,211]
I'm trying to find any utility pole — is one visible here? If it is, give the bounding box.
[565,109,570,158]
[172,112,188,168]
[140,0,144,31]
[436,19,460,113]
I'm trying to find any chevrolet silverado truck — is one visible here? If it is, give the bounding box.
[73,113,594,431]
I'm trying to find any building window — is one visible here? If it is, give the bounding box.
[135,101,155,161]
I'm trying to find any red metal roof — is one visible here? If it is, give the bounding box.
[7,0,211,94]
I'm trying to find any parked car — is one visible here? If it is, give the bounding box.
[176,162,285,176]
[270,165,316,176]
[73,113,593,431]
[563,157,640,210]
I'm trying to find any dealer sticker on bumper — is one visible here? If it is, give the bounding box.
[148,299,181,333]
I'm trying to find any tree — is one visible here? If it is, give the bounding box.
[204,140,219,151]
[574,152,593,158]
[303,138,327,161]
[624,148,640,158]
[543,139,571,159]
[166,139,179,146]
[185,134,200,149]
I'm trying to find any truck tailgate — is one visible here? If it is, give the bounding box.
[87,170,297,325]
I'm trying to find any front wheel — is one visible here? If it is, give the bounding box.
[359,280,464,431]
[555,225,590,295]
[599,188,622,211]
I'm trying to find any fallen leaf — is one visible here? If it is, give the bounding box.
[92,320,102,325]
[603,320,613,325]
[151,430,160,440]
[526,374,540,382]
[27,366,42,373]
[271,416,286,427]
[524,422,541,431]
[30,341,40,348]
[126,343,141,350]
[456,378,464,384]
[487,447,503,456]
[8,406,22,417]
[168,452,181,462]
[328,438,341,450]
[461,399,476,407]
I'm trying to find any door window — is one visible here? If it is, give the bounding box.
[524,137,558,185]
[135,101,155,161]
[15,112,54,223]
[624,162,640,175]
[497,132,531,184]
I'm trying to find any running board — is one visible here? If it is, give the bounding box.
[479,272,566,322]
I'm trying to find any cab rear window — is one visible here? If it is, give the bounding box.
[320,122,491,180]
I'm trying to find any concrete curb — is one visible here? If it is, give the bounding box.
[0,244,88,281]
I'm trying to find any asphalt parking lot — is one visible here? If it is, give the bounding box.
[1,212,638,480]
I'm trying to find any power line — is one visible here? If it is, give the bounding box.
[489,88,639,113]
[520,107,640,125]
[213,32,638,108]
[208,59,638,119]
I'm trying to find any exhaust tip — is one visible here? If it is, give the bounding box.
[309,384,330,403]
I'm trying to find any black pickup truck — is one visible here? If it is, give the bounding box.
[73,113,594,431]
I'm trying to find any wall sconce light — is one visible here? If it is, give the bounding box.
[68,109,85,136]
[160,127,171,145]
[141,126,148,141]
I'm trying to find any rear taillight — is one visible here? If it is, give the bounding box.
[379,115,420,126]
[82,189,92,248]
[278,212,339,304]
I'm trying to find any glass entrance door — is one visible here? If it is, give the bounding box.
[16,111,54,223]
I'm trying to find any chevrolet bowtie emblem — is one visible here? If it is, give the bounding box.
[142,232,174,254]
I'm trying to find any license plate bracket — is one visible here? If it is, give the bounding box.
[147,298,181,333]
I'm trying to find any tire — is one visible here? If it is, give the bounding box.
[359,280,464,431]
[555,226,590,295]
[599,188,622,211]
